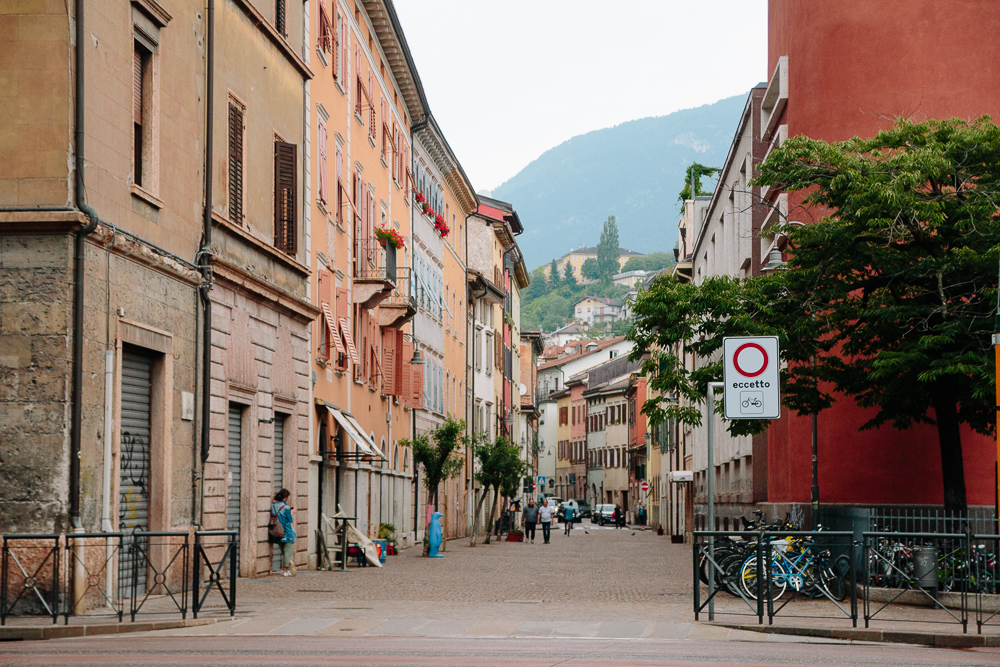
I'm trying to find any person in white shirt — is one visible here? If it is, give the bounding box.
[538,499,554,544]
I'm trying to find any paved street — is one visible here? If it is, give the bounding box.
[5,527,1000,665]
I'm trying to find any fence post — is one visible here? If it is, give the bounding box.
[692,538,700,621]
[849,537,857,627]
[340,522,348,572]
[765,532,774,625]
[192,532,201,619]
[756,534,764,624]
[228,531,237,617]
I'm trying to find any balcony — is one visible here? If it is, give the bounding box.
[354,238,396,308]
[378,266,417,328]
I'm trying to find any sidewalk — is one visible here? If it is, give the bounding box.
[2,529,998,646]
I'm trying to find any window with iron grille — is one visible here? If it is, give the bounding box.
[227,97,245,224]
[276,0,286,37]
[273,140,297,254]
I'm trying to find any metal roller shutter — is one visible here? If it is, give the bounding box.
[227,405,243,534]
[120,347,152,593]
[272,414,285,572]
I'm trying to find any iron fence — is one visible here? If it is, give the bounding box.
[192,530,237,618]
[1,534,60,625]
[973,534,1000,634]
[1,530,239,623]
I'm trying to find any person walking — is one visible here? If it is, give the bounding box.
[523,498,539,544]
[612,504,624,529]
[617,504,626,529]
[637,502,646,529]
[538,498,554,544]
[563,503,575,535]
[271,488,297,576]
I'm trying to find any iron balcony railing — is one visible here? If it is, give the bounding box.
[355,237,397,285]
[382,266,415,310]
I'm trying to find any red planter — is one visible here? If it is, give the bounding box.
[506,533,524,542]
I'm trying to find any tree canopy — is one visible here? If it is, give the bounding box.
[621,251,676,273]
[677,162,721,211]
[402,417,466,509]
[596,215,620,282]
[630,117,1000,511]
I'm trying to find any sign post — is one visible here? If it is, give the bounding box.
[705,336,781,620]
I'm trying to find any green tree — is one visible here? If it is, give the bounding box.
[677,162,721,212]
[630,117,1000,512]
[596,215,620,283]
[548,259,559,288]
[622,251,675,273]
[471,435,527,545]
[753,117,1000,511]
[562,262,578,287]
[581,257,600,281]
[402,418,466,514]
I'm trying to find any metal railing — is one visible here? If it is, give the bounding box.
[355,237,396,284]
[695,528,1000,635]
[192,531,237,618]
[1,534,60,625]
[1,530,240,623]
[382,266,416,311]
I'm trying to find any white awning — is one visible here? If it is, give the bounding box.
[342,411,386,460]
[326,405,377,458]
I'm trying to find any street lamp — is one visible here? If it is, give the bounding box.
[760,223,821,521]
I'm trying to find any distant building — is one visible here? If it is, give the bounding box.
[573,296,622,325]
[544,322,589,348]
[544,247,644,280]
[611,269,652,287]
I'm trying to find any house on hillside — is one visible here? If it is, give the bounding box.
[545,247,644,281]
[544,322,588,347]
[573,296,622,325]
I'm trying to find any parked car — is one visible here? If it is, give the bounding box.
[572,499,591,518]
[592,504,615,525]
[541,495,562,511]
[557,499,589,522]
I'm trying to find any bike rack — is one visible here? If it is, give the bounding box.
[0,534,60,626]
[761,530,857,627]
[128,531,189,622]
[63,532,124,624]
[973,534,1000,635]
[863,531,968,633]
[192,530,238,618]
[693,531,766,624]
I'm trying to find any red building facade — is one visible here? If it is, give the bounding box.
[764,0,1000,508]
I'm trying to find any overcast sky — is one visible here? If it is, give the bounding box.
[392,0,768,192]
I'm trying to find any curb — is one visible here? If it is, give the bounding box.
[0,617,221,642]
[716,623,1000,647]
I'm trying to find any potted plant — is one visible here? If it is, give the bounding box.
[506,528,524,542]
[434,214,450,237]
[374,225,406,249]
[414,191,425,205]
[377,522,398,555]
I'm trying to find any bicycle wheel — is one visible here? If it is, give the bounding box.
[741,554,787,601]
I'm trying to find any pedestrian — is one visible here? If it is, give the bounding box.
[522,497,539,543]
[613,504,624,529]
[617,504,626,529]
[271,488,296,576]
[538,498,554,544]
[637,502,646,529]
[563,503,575,535]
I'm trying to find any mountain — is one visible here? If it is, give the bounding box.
[493,94,748,269]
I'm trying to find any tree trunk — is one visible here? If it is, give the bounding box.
[484,486,498,545]
[470,486,488,546]
[931,379,968,513]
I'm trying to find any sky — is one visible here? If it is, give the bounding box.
[392,0,769,192]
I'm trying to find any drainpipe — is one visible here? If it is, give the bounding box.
[70,0,100,615]
[198,0,215,518]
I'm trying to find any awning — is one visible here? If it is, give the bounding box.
[325,405,385,460]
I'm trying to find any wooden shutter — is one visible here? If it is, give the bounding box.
[370,317,380,386]
[368,72,376,141]
[394,328,404,395]
[340,315,358,365]
[334,146,343,223]
[228,101,244,224]
[411,357,424,409]
[340,13,348,86]
[318,118,328,205]
[381,327,397,395]
[400,340,413,407]
[319,2,332,54]
[273,141,297,254]
[335,288,351,368]
[133,48,144,125]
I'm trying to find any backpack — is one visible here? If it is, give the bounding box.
[268,503,286,543]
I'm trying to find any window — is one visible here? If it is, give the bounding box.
[132,40,152,188]
[380,97,391,162]
[336,7,347,86]
[317,114,328,206]
[559,406,568,426]
[273,140,297,254]
[227,97,245,224]
[485,331,493,374]
[318,2,332,57]
[276,0,286,37]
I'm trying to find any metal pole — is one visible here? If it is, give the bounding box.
[811,353,820,522]
[707,381,723,620]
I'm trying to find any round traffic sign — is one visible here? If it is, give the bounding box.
[733,342,768,377]
[640,481,649,492]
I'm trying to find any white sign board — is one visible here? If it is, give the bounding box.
[723,336,781,419]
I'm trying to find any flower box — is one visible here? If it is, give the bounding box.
[506,531,524,542]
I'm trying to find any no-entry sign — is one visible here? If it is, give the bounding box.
[723,336,780,419]
[640,481,649,493]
